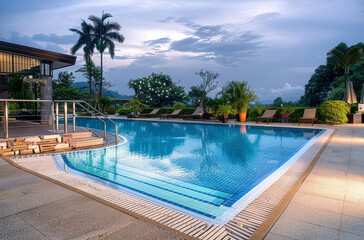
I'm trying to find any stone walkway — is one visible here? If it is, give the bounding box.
[0,157,180,240]
[265,125,364,240]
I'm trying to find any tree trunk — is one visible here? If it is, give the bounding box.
[88,72,92,100]
[200,93,205,113]
[100,52,103,97]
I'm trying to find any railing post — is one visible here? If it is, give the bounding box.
[64,102,68,134]
[51,101,55,133]
[3,101,8,139]
[72,101,76,132]
[55,102,59,131]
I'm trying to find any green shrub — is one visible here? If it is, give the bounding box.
[116,108,133,115]
[317,100,349,124]
[248,107,306,122]
[172,103,186,110]
[288,108,305,123]
[248,108,264,121]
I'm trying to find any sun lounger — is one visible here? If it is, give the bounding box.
[299,108,318,126]
[160,109,182,119]
[256,110,277,124]
[183,107,202,120]
[138,109,160,118]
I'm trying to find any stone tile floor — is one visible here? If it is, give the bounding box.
[0,157,181,240]
[265,125,364,240]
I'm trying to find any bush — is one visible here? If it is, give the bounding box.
[317,100,349,124]
[172,103,186,110]
[247,107,306,122]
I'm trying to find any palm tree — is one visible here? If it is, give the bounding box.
[329,45,363,91]
[88,12,125,97]
[75,60,99,99]
[223,81,258,121]
[69,20,94,100]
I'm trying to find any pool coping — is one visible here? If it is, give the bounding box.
[3,122,336,240]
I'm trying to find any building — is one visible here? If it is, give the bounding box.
[0,40,76,125]
[0,40,76,100]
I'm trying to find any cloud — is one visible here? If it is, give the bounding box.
[32,33,77,44]
[246,12,281,24]
[144,37,170,46]
[257,83,304,103]
[168,19,262,66]
[0,32,67,53]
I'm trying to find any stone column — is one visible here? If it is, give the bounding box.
[40,76,52,125]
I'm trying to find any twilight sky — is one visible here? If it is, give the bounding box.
[1,0,363,102]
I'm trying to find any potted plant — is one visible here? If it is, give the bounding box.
[223,81,258,122]
[215,104,237,123]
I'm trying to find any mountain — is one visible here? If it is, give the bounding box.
[72,82,132,99]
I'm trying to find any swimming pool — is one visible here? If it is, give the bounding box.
[54,118,323,224]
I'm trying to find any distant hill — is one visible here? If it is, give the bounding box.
[72,82,132,99]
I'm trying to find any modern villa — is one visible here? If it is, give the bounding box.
[0,40,364,240]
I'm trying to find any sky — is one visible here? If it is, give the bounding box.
[1,0,363,103]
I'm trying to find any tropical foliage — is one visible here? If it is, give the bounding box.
[128,73,188,107]
[123,99,145,113]
[172,103,186,110]
[223,81,258,113]
[52,72,88,100]
[7,75,33,109]
[299,42,364,106]
[215,104,237,123]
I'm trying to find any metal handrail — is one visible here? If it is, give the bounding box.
[1,99,119,144]
[78,101,118,144]
[75,102,107,139]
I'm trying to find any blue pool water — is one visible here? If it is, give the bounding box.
[55,118,323,223]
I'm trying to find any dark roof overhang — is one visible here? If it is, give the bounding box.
[0,40,76,69]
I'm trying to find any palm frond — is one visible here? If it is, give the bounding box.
[106,32,125,43]
[105,40,115,58]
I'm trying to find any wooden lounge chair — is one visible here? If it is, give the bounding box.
[299,108,318,126]
[160,109,182,119]
[138,109,160,118]
[256,110,277,124]
[183,107,202,120]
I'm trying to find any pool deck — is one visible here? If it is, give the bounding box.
[265,124,364,240]
[1,119,364,239]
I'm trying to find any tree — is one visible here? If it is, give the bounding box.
[299,42,352,106]
[88,12,125,96]
[76,60,101,99]
[272,97,283,107]
[52,72,88,100]
[328,44,363,93]
[188,86,204,107]
[128,73,188,107]
[70,20,94,100]
[195,70,220,112]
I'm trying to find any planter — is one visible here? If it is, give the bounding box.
[221,116,228,123]
[239,112,247,122]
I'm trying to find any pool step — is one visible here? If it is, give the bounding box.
[63,154,232,217]
[70,137,104,148]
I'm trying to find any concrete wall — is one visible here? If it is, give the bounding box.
[40,76,52,125]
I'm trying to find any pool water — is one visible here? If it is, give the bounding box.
[55,118,322,223]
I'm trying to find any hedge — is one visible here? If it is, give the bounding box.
[247,107,306,123]
[116,107,196,116]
